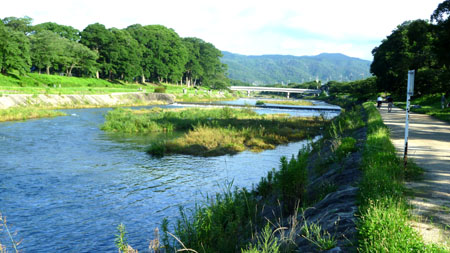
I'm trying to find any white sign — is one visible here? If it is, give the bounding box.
[407,70,415,96]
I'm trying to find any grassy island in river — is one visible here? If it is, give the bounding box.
[101,107,327,156]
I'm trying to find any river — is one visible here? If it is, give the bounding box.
[0,99,339,252]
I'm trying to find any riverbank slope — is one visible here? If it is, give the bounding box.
[0,92,175,109]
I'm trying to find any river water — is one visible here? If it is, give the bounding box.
[0,100,339,252]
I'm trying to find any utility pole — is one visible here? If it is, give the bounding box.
[404,70,415,168]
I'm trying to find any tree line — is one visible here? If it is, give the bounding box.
[0,16,228,88]
[371,0,450,96]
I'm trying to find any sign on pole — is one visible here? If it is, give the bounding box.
[404,70,415,167]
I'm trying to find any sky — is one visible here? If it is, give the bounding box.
[0,0,444,60]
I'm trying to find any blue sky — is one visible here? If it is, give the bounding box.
[0,0,443,60]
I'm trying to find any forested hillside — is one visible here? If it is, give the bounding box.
[221,51,371,85]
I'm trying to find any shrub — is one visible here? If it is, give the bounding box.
[154,86,166,93]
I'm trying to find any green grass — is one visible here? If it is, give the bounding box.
[0,73,236,102]
[101,107,326,156]
[0,107,66,122]
[395,94,450,123]
[357,102,445,252]
[161,149,311,252]
[0,73,144,94]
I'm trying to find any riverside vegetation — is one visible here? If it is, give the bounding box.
[111,99,448,252]
[101,107,326,157]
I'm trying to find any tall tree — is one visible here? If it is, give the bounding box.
[371,20,435,95]
[182,37,204,87]
[80,23,113,78]
[130,25,187,83]
[30,30,63,74]
[0,22,31,74]
[104,28,142,81]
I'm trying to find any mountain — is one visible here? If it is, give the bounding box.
[221,51,372,85]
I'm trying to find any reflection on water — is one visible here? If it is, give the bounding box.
[0,101,336,252]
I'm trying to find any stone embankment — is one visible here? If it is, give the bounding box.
[0,92,175,109]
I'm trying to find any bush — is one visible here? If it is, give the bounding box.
[154,86,166,93]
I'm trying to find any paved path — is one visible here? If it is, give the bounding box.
[379,105,450,246]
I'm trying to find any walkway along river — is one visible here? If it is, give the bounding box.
[0,100,339,252]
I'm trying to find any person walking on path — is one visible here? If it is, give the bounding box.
[387,96,393,112]
[377,96,383,108]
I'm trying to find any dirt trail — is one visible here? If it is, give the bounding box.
[379,105,450,246]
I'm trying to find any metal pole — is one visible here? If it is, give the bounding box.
[404,70,415,168]
[404,92,410,167]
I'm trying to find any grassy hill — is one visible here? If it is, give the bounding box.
[221,51,371,85]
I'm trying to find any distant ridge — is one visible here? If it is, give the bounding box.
[220,51,371,85]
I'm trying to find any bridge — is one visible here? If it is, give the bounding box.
[229,86,321,98]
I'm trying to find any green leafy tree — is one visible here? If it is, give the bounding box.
[371,20,435,95]
[105,28,142,81]
[183,37,204,87]
[1,16,33,34]
[126,24,155,83]
[130,25,187,83]
[59,38,98,76]
[431,0,450,94]
[0,22,31,74]
[80,23,113,78]
[30,30,63,74]
[33,22,80,41]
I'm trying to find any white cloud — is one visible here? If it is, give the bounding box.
[0,0,443,60]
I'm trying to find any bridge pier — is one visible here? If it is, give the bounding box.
[287,92,290,98]
[247,90,251,97]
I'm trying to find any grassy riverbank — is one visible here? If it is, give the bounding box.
[115,102,369,252]
[102,107,325,156]
[112,100,449,252]
[0,107,66,122]
[357,102,444,251]
[395,94,450,123]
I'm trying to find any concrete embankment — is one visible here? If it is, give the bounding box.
[0,92,175,109]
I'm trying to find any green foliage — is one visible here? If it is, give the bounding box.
[221,51,371,85]
[335,137,357,160]
[396,93,450,123]
[276,150,309,211]
[115,223,128,253]
[357,103,444,251]
[153,86,166,93]
[242,223,281,253]
[301,221,337,251]
[162,184,259,253]
[0,22,31,74]
[0,107,66,122]
[33,22,80,41]
[102,107,325,156]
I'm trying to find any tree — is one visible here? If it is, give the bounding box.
[371,20,435,95]
[33,22,80,41]
[30,30,62,74]
[183,38,204,87]
[129,25,187,83]
[80,23,113,78]
[126,24,155,83]
[0,22,31,74]
[59,38,98,77]
[431,0,450,93]
[1,16,33,34]
[104,28,142,81]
